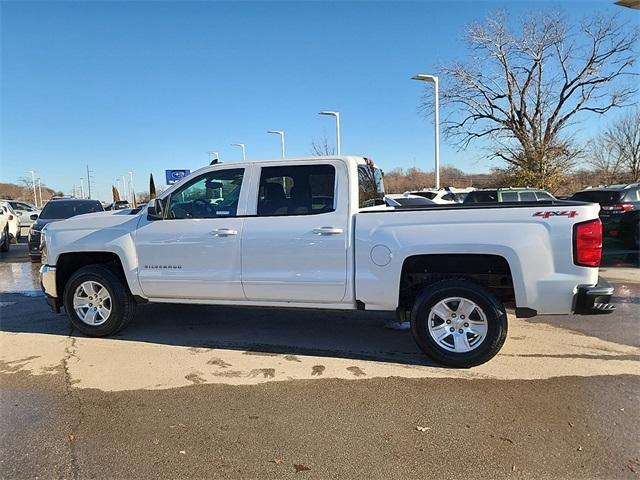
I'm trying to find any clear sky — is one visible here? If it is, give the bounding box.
[1,0,637,200]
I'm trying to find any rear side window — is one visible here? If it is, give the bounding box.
[412,191,437,200]
[257,164,335,216]
[501,192,518,202]
[519,192,537,201]
[535,191,554,201]
[358,165,385,208]
[622,189,639,202]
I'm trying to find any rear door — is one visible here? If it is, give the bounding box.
[241,161,349,303]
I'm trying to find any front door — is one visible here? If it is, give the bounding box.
[241,162,349,303]
[136,167,246,300]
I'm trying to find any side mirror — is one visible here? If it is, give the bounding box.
[30,214,39,221]
[147,199,165,220]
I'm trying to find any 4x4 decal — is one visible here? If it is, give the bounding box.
[533,210,578,219]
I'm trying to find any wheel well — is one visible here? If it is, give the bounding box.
[399,254,515,310]
[56,252,128,298]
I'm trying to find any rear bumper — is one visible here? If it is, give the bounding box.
[574,277,615,315]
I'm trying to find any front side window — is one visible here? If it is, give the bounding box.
[257,164,335,216]
[167,168,244,219]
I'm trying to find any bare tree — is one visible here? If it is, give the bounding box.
[426,11,638,189]
[310,133,336,156]
[588,135,626,185]
[609,108,640,182]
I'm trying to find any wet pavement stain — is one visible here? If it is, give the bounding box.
[184,372,206,385]
[206,357,232,368]
[249,368,275,378]
[346,366,366,377]
[311,365,325,376]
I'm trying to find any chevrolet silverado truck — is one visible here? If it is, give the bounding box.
[39,156,614,367]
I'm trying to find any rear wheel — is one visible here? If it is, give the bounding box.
[63,265,136,336]
[410,279,507,368]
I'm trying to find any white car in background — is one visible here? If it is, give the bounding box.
[385,193,437,207]
[0,205,9,252]
[0,199,41,229]
[0,201,22,243]
[405,188,473,204]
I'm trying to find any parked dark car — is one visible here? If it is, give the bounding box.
[28,198,104,263]
[570,184,640,240]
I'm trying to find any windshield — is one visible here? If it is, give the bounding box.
[40,200,103,219]
[358,165,385,208]
[571,191,622,205]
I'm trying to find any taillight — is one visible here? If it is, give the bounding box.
[573,218,602,267]
[601,203,633,212]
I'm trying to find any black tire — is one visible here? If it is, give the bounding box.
[63,265,136,336]
[0,228,8,252]
[410,279,507,368]
[30,255,41,263]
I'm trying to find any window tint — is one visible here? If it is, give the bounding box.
[358,165,385,208]
[168,168,244,219]
[535,191,554,201]
[519,192,537,201]
[464,191,498,203]
[501,191,518,202]
[257,164,335,216]
[571,191,622,205]
[40,201,103,219]
[412,191,437,200]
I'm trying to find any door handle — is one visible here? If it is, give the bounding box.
[312,227,343,235]
[210,228,238,237]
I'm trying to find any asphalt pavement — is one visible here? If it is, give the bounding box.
[1,239,639,479]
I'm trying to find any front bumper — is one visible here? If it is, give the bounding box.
[574,277,615,315]
[40,265,60,312]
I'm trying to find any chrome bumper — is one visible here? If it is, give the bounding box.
[39,265,57,298]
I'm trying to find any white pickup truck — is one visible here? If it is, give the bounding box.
[39,156,614,367]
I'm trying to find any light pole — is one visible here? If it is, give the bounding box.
[116,178,121,199]
[231,143,246,161]
[28,171,38,207]
[267,130,286,158]
[412,74,441,189]
[122,175,127,202]
[319,111,341,155]
[37,178,43,205]
[129,171,136,207]
[208,151,220,164]
[80,178,85,199]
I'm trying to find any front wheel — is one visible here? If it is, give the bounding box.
[63,265,136,336]
[410,279,507,368]
[0,228,8,252]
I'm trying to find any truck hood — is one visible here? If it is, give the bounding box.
[44,210,141,233]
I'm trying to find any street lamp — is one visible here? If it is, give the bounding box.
[231,143,246,161]
[37,178,43,206]
[318,111,341,155]
[412,74,441,189]
[28,171,38,207]
[116,178,121,199]
[208,151,220,164]
[80,178,85,199]
[267,130,286,158]
[129,171,136,207]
